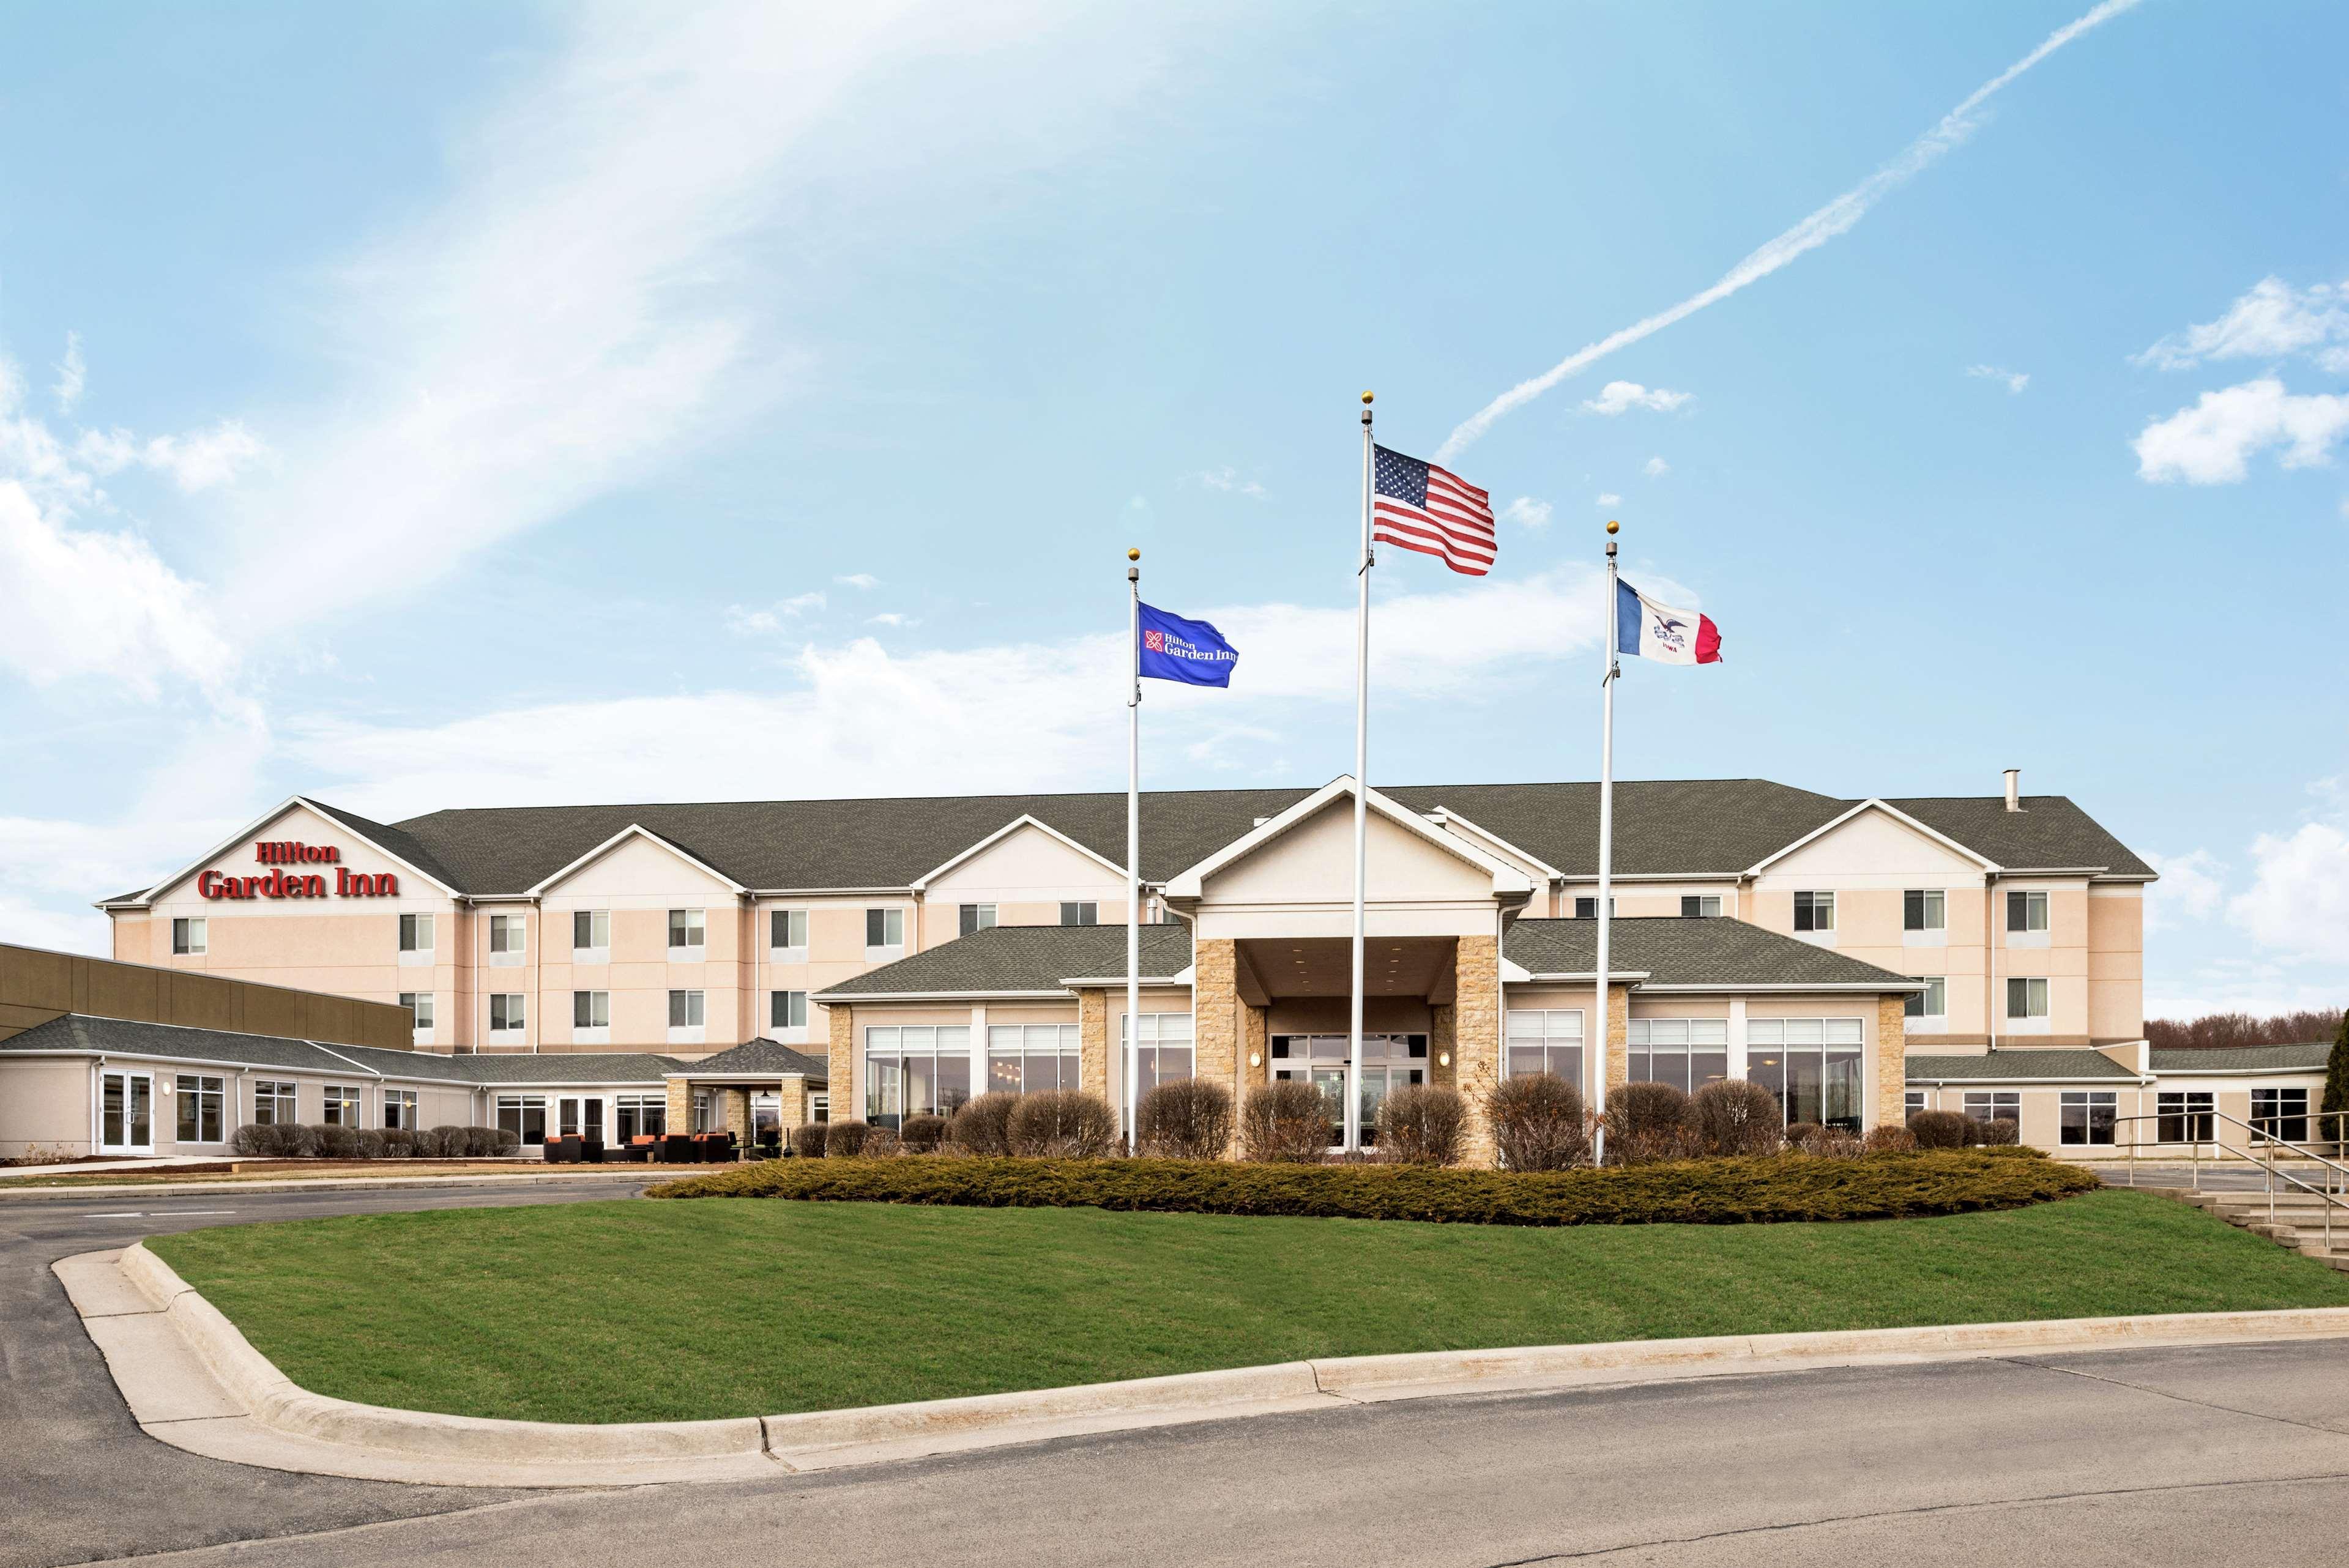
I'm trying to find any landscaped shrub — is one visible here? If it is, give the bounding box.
[1240,1082,1331,1162]
[1864,1124,1918,1154]
[791,1123,828,1158]
[1484,1074,1590,1171]
[1686,1080,1784,1158]
[1971,1117,2021,1148]
[279,1123,322,1157]
[425,1125,469,1158]
[1007,1091,1119,1158]
[646,1147,2099,1226]
[351,1129,387,1159]
[1136,1079,1235,1160]
[379,1129,419,1158]
[826,1120,875,1157]
[457,1126,500,1157]
[1377,1085,1468,1166]
[862,1125,904,1157]
[229,1123,273,1157]
[1606,1082,1692,1164]
[314,1124,360,1159]
[1908,1110,1969,1150]
[899,1114,949,1154]
[948,1093,1019,1157]
[491,1126,521,1154]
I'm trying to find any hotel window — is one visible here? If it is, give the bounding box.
[384,1090,420,1131]
[615,1094,668,1141]
[253,1080,297,1126]
[1059,901,1098,927]
[667,908,705,955]
[322,1085,362,1127]
[1745,1018,1866,1132]
[400,992,434,1034]
[668,989,705,1028]
[866,1025,973,1127]
[1626,1018,1729,1093]
[490,993,526,1033]
[1793,890,1835,932]
[2059,1090,2116,1146]
[573,990,610,1030]
[1905,977,1947,1019]
[2006,890,2049,934]
[495,1094,547,1145]
[691,1089,713,1134]
[398,912,434,965]
[959,903,997,937]
[1903,890,1945,931]
[174,1075,225,1143]
[1904,1090,1927,1121]
[172,917,207,955]
[2252,1087,2309,1145]
[1963,1090,2022,1132]
[1504,1010,1584,1086]
[489,913,526,958]
[571,909,609,953]
[2156,1090,2214,1144]
[770,908,808,951]
[810,1092,830,1124]
[1571,897,1614,918]
[1680,895,1721,918]
[988,1024,1080,1096]
[1121,1013,1196,1097]
[771,989,808,1032]
[2006,976,2049,1019]
[865,907,904,951]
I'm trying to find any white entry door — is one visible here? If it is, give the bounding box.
[101,1071,154,1154]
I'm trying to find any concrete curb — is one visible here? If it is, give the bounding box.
[0,1171,672,1202]
[70,1241,2349,1488]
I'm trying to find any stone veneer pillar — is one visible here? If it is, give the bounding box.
[1453,935,1500,1165]
[1192,938,1241,1151]
[827,1004,855,1121]
[722,1087,751,1137]
[1429,1003,1457,1090]
[1078,989,1109,1098]
[663,1077,692,1135]
[1875,995,1908,1129]
[1604,982,1630,1093]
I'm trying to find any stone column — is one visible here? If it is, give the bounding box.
[1454,934,1500,1165]
[1429,1003,1457,1090]
[723,1087,751,1137]
[1875,995,1908,1130]
[827,1003,854,1121]
[663,1077,691,1135]
[1604,982,1630,1094]
[1192,938,1240,1153]
[1078,988,1109,1098]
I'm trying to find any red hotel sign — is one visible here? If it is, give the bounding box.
[198,841,400,901]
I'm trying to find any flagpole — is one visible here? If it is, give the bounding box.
[1349,391,1374,1154]
[1594,519,1620,1164]
[1126,549,1142,1151]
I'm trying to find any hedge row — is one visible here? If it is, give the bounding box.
[644,1147,2096,1227]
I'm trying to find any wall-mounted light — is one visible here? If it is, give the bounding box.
[1438,1051,1452,1067]
[1248,1051,1262,1068]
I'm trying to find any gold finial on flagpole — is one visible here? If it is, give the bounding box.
[1606,519,1619,535]
[1126,548,1140,562]
[1360,390,1374,404]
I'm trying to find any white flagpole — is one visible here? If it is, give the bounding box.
[1126,550,1142,1151]
[1593,521,1620,1164]
[1349,392,1374,1154]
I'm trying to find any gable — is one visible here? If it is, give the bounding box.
[539,830,740,900]
[1754,805,1988,888]
[1204,795,1503,907]
[146,800,436,909]
[921,822,1123,901]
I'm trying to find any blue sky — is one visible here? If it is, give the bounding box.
[1,1,2344,1018]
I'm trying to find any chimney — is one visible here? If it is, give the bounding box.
[2003,768,2021,812]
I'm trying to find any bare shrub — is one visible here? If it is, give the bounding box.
[1484,1075,1590,1172]
[424,1124,469,1158]
[1240,1082,1333,1163]
[314,1124,360,1159]
[351,1129,387,1159]
[1907,1109,1969,1150]
[1863,1124,1918,1154]
[825,1120,874,1157]
[1605,1082,1692,1164]
[229,1123,273,1157]
[1973,1117,2020,1147]
[1686,1080,1784,1157]
[791,1123,828,1157]
[862,1125,903,1157]
[1007,1091,1119,1158]
[1136,1079,1235,1160]
[899,1113,950,1154]
[1377,1085,1469,1166]
[947,1093,1020,1157]
[1783,1121,1829,1155]
[379,1128,419,1158]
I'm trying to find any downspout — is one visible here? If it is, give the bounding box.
[1986,875,1998,1054]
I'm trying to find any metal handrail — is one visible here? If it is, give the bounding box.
[2111,1110,2349,1256]
[2113,1108,2349,1184]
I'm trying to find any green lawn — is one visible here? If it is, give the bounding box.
[150,1190,2349,1424]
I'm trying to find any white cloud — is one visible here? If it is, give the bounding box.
[52,333,85,413]
[1967,364,2030,393]
[1595,492,1621,507]
[1197,467,1267,498]
[1501,496,1552,528]
[1439,0,2144,457]
[1579,381,1692,416]
[2143,848,2224,934]
[1642,456,1670,478]
[2228,778,2349,966]
[867,612,915,627]
[835,573,880,590]
[724,590,825,634]
[2134,275,2349,373]
[2133,377,2349,484]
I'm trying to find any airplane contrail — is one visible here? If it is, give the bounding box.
[1437,0,2145,461]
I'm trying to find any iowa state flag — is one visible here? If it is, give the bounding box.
[1617,579,1722,665]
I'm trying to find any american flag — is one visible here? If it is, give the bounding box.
[1372,444,1496,576]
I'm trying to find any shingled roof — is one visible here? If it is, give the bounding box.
[672,1038,831,1079]
[817,924,1198,999]
[0,1015,682,1084]
[1503,918,1921,989]
[1903,1049,2139,1082]
[2148,1042,2333,1074]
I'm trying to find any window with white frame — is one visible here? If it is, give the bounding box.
[490,992,526,1033]
[400,992,434,1033]
[322,1085,362,1126]
[667,908,705,954]
[1903,890,1945,932]
[1905,976,1947,1019]
[172,917,207,955]
[1059,901,1098,927]
[1745,1017,1866,1132]
[1680,894,1721,918]
[1626,1018,1729,1093]
[174,1074,225,1143]
[959,903,997,937]
[253,1080,297,1126]
[2059,1090,2115,1146]
[616,1094,667,1140]
[770,908,808,951]
[489,913,526,959]
[1572,896,1614,918]
[1963,1090,2021,1131]
[2252,1087,2310,1144]
[865,907,903,950]
[384,1089,420,1130]
[2156,1090,2214,1144]
[2006,890,2049,934]
[691,1088,713,1134]
[987,1024,1080,1096]
[771,989,808,1032]
[2006,976,2049,1019]
[867,1024,973,1126]
[571,909,609,954]
[573,990,609,1030]
[1793,890,1835,932]
[398,912,434,953]
[1504,1009,1584,1085]
[1120,1013,1196,1097]
[495,1094,547,1145]
[1904,1089,1927,1121]
[668,989,705,1028]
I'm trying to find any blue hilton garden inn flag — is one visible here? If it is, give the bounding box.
[1137,603,1238,686]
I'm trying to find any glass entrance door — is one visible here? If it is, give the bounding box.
[101,1071,154,1154]
[1268,1035,1430,1148]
